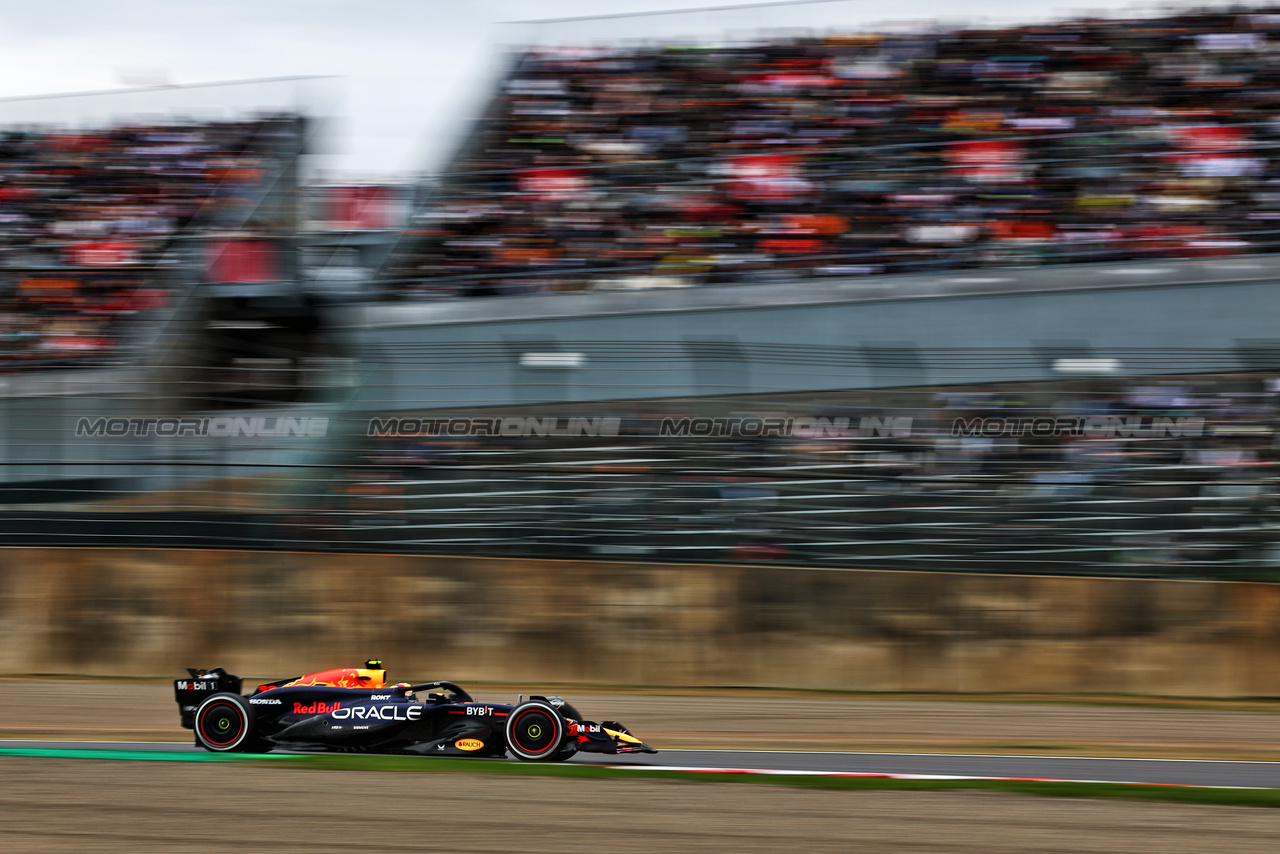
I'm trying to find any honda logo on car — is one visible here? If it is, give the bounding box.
[294,701,342,714]
[250,698,282,705]
[331,705,423,722]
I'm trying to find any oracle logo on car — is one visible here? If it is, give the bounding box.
[331,705,423,722]
[454,739,484,751]
[294,701,342,714]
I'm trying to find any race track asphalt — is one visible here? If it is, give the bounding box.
[3,739,1277,788]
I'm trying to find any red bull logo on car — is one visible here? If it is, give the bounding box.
[294,701,342,714]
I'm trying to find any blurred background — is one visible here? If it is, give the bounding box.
[3,0,1280,693]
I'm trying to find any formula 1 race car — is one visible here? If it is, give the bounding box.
[174,661,656,761]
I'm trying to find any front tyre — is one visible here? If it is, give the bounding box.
[545,745,577,762]
[505,700,566,761]
[194,693,255,752]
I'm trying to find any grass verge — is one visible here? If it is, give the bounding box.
[4,747,1277,809]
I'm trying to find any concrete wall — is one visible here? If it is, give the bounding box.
[2,548,1279,696]
[342,256,1280,410]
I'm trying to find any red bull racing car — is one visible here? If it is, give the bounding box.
[174,661,656,761]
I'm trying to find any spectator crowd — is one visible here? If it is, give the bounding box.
[391,6,1280,297]
[0,115,300,369]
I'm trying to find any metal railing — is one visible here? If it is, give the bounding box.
[0,370,1274,579]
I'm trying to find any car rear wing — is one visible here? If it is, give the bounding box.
[174,667,243,730]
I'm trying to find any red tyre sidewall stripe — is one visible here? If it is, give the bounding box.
[199,702,244,747]
[511,708,559,757]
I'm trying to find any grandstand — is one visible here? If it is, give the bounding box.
[0,79,348,512]
[299,4,1280,575]
[384,6,1280,297]
[2,10,1279,578]
[0,112,305,369]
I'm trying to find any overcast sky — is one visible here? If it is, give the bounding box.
[0,0,1248,179]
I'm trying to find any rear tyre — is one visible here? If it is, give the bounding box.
[194,693,255,752]
[505,700,566,761]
